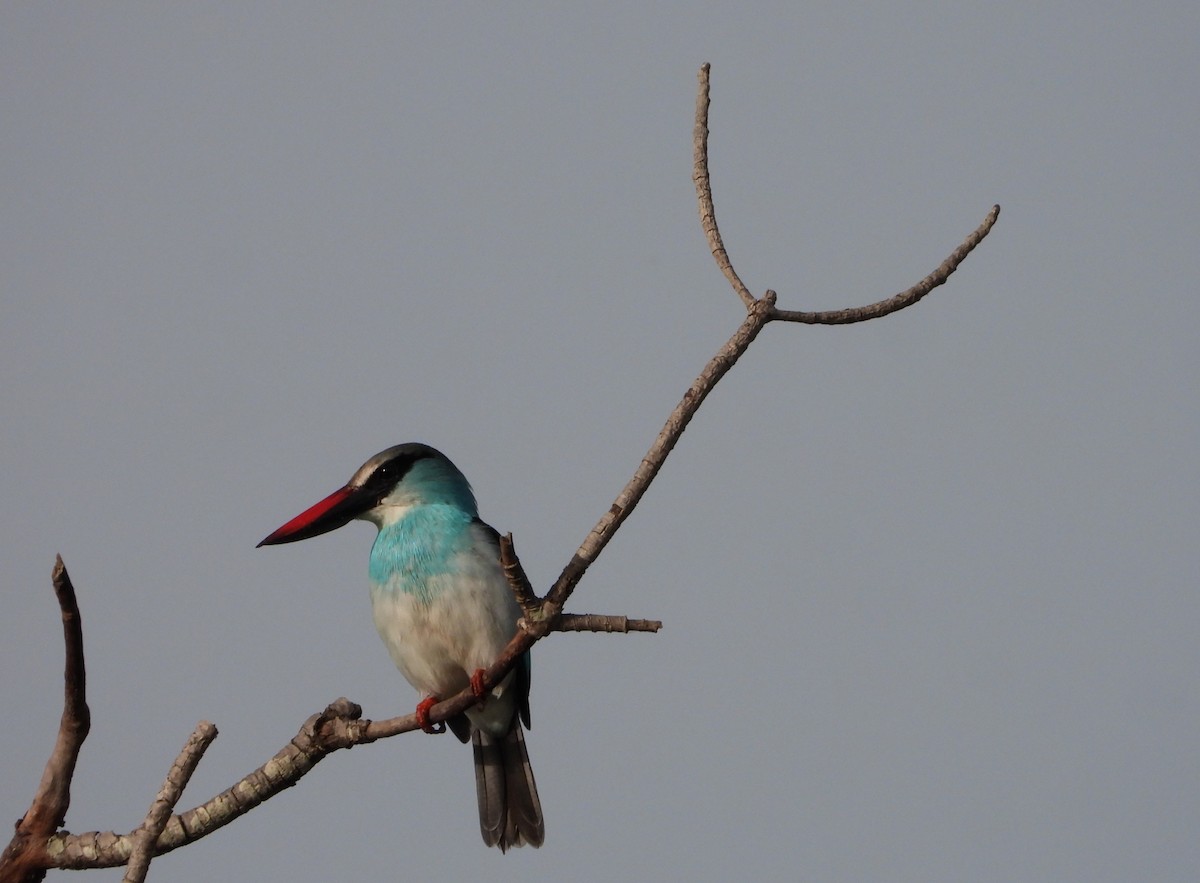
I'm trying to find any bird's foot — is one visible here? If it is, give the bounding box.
[414,695,444,734]
[469,669,488,706]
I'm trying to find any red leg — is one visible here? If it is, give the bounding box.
[415,695,441,734]
[469,669,488,705]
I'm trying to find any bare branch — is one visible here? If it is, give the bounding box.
[48,701,364,869]
[771,204,1001,324]
[1,557,91,883]
[541,67,997,623]
[693,62,756,309]
[122,722,218,883]
[21,64,998,874]
[49,688,547,869]
[41,538,652,871]
[555,614,662,634]
[544,291,775,616]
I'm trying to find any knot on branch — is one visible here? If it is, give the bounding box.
[754,290,777,317]
[314,698,365,749]
[320,698,363,722]
[518,607,559,639]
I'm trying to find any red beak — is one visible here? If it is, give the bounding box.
[257,485,371,547]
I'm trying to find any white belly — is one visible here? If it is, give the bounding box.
[369,562,522,734]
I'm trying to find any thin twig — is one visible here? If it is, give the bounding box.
[770,205,1001,324]
[544,291,775,615]
[693,62,755,308]
[555,614,662,633]
[499,533,541,621]
[122,722,218,883]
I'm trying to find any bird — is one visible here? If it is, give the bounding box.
[257,442,544,851]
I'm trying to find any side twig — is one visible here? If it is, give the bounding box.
[769,205,1000,324]
[555,614,662,634]
[122,722,218,883]
[499,533,661,634]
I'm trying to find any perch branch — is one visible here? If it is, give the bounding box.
[43,541,649,870]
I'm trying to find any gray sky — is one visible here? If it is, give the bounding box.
[3,4,1197,881]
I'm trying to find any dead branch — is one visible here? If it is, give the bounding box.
[539,68,997,623]
[36,552,652,872]
[6,63,997,876]
[0,558,90,883]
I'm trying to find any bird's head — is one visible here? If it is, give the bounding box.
[257,442,477,546]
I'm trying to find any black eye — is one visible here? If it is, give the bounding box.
[369,450,430,493]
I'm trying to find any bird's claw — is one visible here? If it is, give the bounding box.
[470,669,488,706]
[415,695,444,734]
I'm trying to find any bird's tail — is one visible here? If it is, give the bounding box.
[472,723,544,851]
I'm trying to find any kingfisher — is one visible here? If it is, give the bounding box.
[257,442,544,851]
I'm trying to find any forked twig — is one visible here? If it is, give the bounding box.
[499,533,662,635]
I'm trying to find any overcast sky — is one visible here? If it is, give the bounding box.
[3,4,1197,882]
